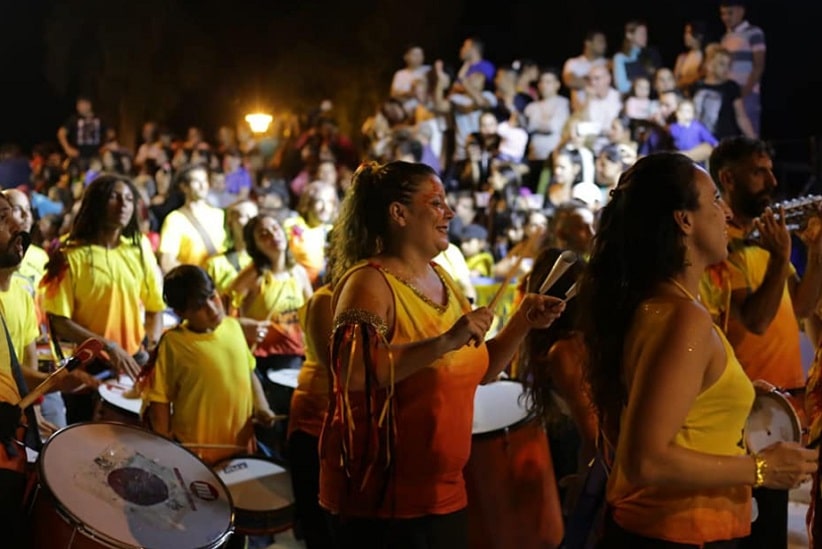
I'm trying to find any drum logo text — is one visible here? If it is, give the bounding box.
[223,461,248,474]
[190,480,219,501]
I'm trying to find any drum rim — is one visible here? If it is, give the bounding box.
[472,379,536,438]
[744,391,802,450]
[37,421,236,549]
[97,383,142,416]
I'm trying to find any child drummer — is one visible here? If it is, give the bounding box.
[141,265,277,466]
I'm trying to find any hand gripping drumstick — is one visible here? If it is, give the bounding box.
[487,237,543,314]
[538,250,578,296]
[17,338,103,409]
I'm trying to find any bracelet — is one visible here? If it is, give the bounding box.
[753,454,767,488]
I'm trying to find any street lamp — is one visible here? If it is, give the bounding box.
[245,112,273,134]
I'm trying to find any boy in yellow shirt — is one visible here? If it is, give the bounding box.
[142,265,276,466]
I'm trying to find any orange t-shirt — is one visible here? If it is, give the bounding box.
[319,262,489,518]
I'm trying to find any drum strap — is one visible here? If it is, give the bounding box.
[1,314,41,453]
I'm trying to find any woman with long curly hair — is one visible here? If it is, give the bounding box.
[576,152,816,546]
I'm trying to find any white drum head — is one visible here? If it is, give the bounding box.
[472,380,532,435]
[98,375,142,416]
[266,368,299,389]
[745,392,801,453]
[215,457,294,512]
[39,422,232,549]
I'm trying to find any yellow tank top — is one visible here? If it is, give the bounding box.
[608,296,754,544]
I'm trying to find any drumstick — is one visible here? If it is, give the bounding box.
[488,236,543,314]
[563,282,578,303]
[18,339,104,410]
[538,250,577,295]
[181,442,248,451]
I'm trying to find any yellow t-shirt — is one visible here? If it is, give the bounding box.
[159,206,227,267]
[205,250,252,295]
[721,227,803,389]
[0,313,17,404]
[41,238,166,355]
[142,316,256,464]
[242,270,306,357]
[283,216,330,284]
[0,279,40,360]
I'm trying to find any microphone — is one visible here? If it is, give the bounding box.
[17,338,104,409]
[538,250,578,295]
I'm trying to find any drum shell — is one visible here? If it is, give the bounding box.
[94,398,142,426]
[214,456,295,536]
[465,385,564,549]
[31,482,119,549]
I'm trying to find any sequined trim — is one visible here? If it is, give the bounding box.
[373,264,449,314]
[334,309,388,337]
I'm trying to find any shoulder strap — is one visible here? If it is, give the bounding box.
[178,207,218,257]
[0,315,40,451]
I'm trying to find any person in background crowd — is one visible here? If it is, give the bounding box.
[719,0,766,136]
[158,165,228,272]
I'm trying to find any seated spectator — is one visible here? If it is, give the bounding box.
[460,223,495,278]
[623,76,658,121]
[668,99,717,163]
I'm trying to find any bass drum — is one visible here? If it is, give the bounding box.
[465,380,564,549]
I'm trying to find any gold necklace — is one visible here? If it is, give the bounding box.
[667,277,698,303]
[374,263,449,313]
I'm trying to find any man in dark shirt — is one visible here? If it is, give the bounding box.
[56,96,106,172]
[691,46,756,140]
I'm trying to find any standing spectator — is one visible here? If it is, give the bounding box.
[390,44,431,109]
[720,0,766,135]
[454,36,496,90]
[563,31,609,112]
[612,21,663,95]
[692,45,756,140]
[56,96,106,173]
[674,21,707,91]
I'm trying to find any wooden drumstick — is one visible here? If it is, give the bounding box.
[538,250,577,295]
[182,442,248,451]
[563,282,578,303]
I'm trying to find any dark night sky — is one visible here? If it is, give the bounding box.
[2,0,821,169]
